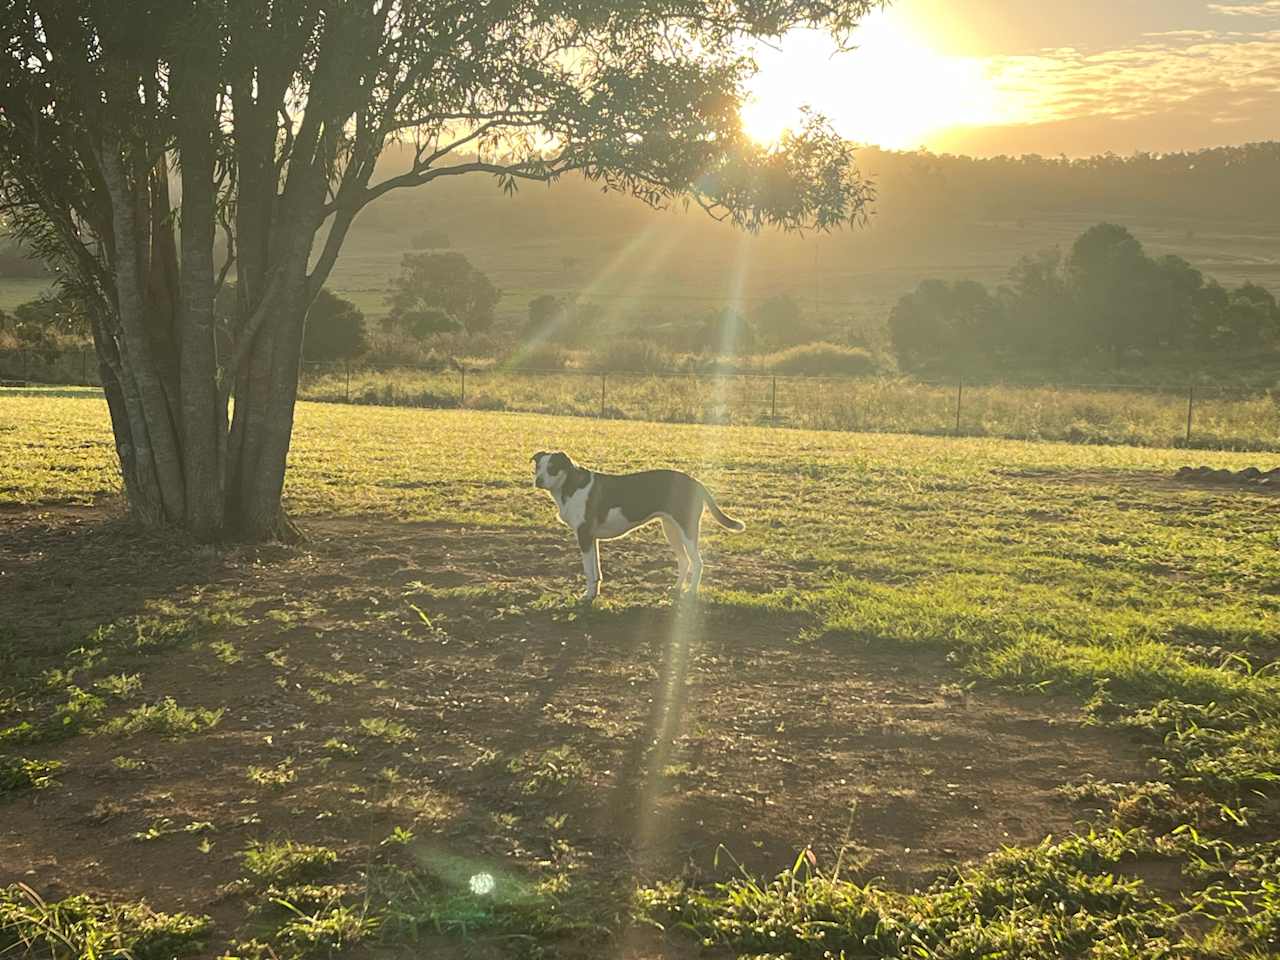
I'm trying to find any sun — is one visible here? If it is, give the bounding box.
[741,12,1015,149]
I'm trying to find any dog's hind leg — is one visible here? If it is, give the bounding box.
[683,520,703,596]
[662,516,690,592]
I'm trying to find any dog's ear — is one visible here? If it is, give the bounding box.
[531,451,546,463]
[547,451,571,475]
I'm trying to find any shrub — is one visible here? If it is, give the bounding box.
[764,342,880,377]
[303,289,368,361]
[506,342,569,371]
[586,338,673,373]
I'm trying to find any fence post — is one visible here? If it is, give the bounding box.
[771,376,777,423]
[344,360,351,403]
[954,375,964,435]
[600,373,606,418]
[460,366,466,406]
[80,347,87,385]
[1185,383,1194,446]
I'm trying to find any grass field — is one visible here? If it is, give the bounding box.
[2,390,1280,958]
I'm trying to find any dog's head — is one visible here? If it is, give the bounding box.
[532,450,575,491]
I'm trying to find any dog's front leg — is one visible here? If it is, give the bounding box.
[577,527,600,603]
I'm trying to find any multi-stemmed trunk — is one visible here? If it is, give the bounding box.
[94,144,319,542]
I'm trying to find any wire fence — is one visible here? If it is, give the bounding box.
[3,347,1277,452]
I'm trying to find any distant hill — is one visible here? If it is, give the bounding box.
[328,142,1280,334]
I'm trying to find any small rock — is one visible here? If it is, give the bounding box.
[1240,467,1262,480]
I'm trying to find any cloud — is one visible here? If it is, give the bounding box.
[1208,1,1280,16]
[979,28,1280,129]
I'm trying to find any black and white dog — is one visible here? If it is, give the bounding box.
[532,451,745,602]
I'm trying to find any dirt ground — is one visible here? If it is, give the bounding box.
[0,505,1155,953]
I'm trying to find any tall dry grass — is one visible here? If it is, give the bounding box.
[297,363,1279,451]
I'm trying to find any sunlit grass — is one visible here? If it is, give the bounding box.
[3,389,1280,958]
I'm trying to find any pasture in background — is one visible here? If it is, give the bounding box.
[5,351,1276,452]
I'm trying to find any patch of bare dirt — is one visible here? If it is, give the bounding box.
[0,510,1154,952]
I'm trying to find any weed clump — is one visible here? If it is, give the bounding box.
[0,884,211,959]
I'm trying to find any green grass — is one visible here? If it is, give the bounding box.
[636,832,1186,959]
[0,883,211,960]
[246,758,298,791]
[356,717,415,745]
[239,840,339,889]
[99,698,224,739]
[508,746,588,796]
[0,756,62,794]
[2,392,1280,957]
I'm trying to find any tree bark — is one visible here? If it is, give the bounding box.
[174,55,225,541]
[99,140,187,524]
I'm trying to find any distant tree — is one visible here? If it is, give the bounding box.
[1067,223,1157,362]
[1223,282,1280,347]
[999,249,1075,359]
[386,252,499,335]
[1151,254,1204,349]
[303,290,368,362]
[527,294,566,336]
[888,279,1002,370]
[1192,280,1230,348]
[888,280,947,369]
[1,0,876,542]
[524,295,604,345]
[752,294,808,349]
[694,307,755,355]
[403,309,457,340]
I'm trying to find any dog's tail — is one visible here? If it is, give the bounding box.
[701,486,745,531]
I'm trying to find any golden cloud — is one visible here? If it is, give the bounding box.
[1208,1,1280,16]
[981,28,1280,127]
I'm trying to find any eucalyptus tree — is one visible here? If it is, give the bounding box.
[1,0,877,540]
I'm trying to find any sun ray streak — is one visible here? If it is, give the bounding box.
[505,219,671,368]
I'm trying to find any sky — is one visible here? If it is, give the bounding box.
[742,0,1280,156]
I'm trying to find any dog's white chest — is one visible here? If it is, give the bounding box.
[554,481,591,529]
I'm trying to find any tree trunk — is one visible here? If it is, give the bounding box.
[175,66,225,541]
[226,289,308,541]
[99,140,187,525]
